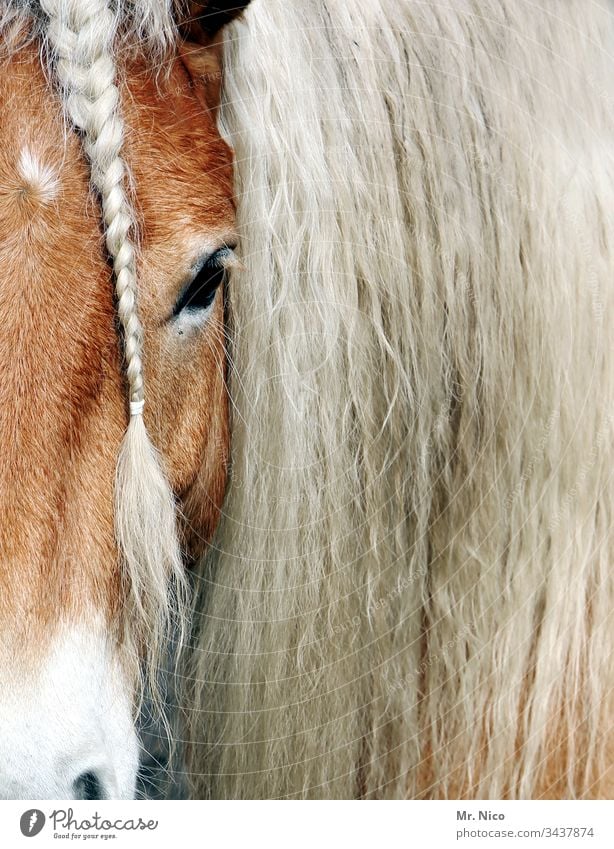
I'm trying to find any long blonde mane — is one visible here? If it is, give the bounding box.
[186,0,614,798]
[2,0,611,799]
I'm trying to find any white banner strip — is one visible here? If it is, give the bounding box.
[0,800,613,848]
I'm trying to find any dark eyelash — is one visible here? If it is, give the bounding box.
[172,253,228,317]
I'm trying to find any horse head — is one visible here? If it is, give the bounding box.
[0,0,251,799]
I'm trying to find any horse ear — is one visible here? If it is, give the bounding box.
[179,1,253,44]
[177,1,252,114]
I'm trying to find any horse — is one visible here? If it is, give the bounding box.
[0,0,247,799]
[0,0,612,801]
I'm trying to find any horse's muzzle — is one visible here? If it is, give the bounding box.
[0,622,139,800]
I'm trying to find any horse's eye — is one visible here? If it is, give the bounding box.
[172,250,229,318]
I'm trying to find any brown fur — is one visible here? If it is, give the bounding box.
[0,38,233,654]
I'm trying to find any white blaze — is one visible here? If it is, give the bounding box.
[0,623,139,799]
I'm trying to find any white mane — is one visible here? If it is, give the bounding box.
[0,0,176,51]
[187,0,614,798]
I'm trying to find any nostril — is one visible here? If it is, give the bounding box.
[73,771,105,800]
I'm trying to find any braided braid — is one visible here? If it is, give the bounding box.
[44,0,144,406]
[41,0,187,708]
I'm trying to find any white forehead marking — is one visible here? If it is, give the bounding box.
[18,147,60,203]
